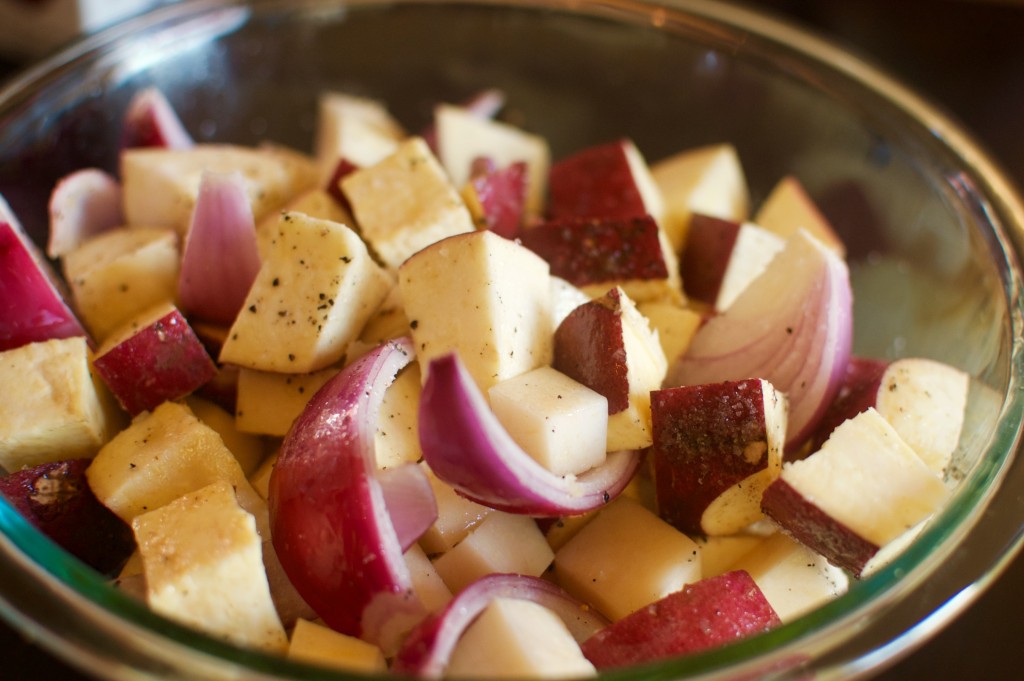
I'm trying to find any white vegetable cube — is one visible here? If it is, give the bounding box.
[133,481,287,653]
[121,144,318,234]
[554,497,701,621]
[447,598,596,679]
[727,531,848,623]
[636,300,702,367]
[488,367,608,476]
[550,276,592,329]
[404,543,453,612]
[234,366,340,437]
[288,618,387,673]
[341,137,476,269]
[314,91,406,180]
[255,188,352,258]
[753,175,844,255]
[0,337,119,470]
[86,401,267,534]
[694,533,765,579]
[432,511,554,594]
[185,396,266,476]
[418,472,492,555]
[248,449,278,502]
[219,211,392,373]
[63,226,179,341]
[400,230,553,394]
[651,143,749,253]
[435,103,551,219]
[375,363,424,470]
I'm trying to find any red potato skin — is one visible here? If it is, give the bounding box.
[547,139,648,220]
[0,222,89,352]
[807,356,889,455]
[520,214,669,288]
[680,213,742,306]
[0,459,134,576]
[553,288,630,414]
[760,477,879,576]
[651,380,772,535]
[467,159,527,239]
[581,570,781,669]
[93,307,218,416]
[326,157,360,211]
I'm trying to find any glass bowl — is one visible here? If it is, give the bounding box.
[1,0,1024,679]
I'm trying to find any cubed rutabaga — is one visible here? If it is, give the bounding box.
[63,226,180,342]
[432,510,554,595]
[86,400,268,537]
[553,287,667,451]
[313,91,406,182]
[488,366,608,477]
[554,497,701,621]
[434,102,551,220]
[0,336,120,471]
[288,618,387,673]
[761,408,948,576]
[399,229,553,394]
[219,211,392,373]
[754,175,845,256]
[341,136,476,270]
[651,142,749,254]
[651,379,787,536]
[120,144,318,234]
[132,481,288,654]
[447,598,596,679]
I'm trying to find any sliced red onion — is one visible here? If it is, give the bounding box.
[378,463,438,553]
[0,222,89,352]
[177,170,261,326]
[269,338,426,653]
[393,572,610,678]
[47,168,123,258]
[419,353,641,516]
[121,86,194,149]
[666,230,852,452]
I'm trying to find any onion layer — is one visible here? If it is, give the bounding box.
[666,230,852,452]
[419,352,641,516]
[393,572,610,678]
[268,338,425,653]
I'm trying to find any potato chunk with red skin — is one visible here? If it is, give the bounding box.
[580,570,781,669]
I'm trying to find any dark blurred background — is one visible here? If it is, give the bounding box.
[2,0,1024,678]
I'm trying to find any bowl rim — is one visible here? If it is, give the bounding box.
[2,0,1024,679]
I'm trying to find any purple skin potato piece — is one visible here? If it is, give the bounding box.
[581,570,781,669]
[760,477,878,576]
[468,159,527,240]
[547,139,648,220]
[94,308,218,416]
[651,380,771,535]
[0,459,134,576]
[553,288,630,414]
[521,214,668,288]
[681,213,742,306]
[806,356,889,455]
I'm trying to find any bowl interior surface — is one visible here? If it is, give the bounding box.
[0,1,1022,680]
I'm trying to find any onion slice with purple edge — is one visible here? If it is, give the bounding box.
[121,86,195,150]
[269,337,428,654]
[419,352,642,515]
[666,229,853,452]
[378,462,438,553]
[177,170,262,326]
[393,573,610,678]
[46,168,123,259]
